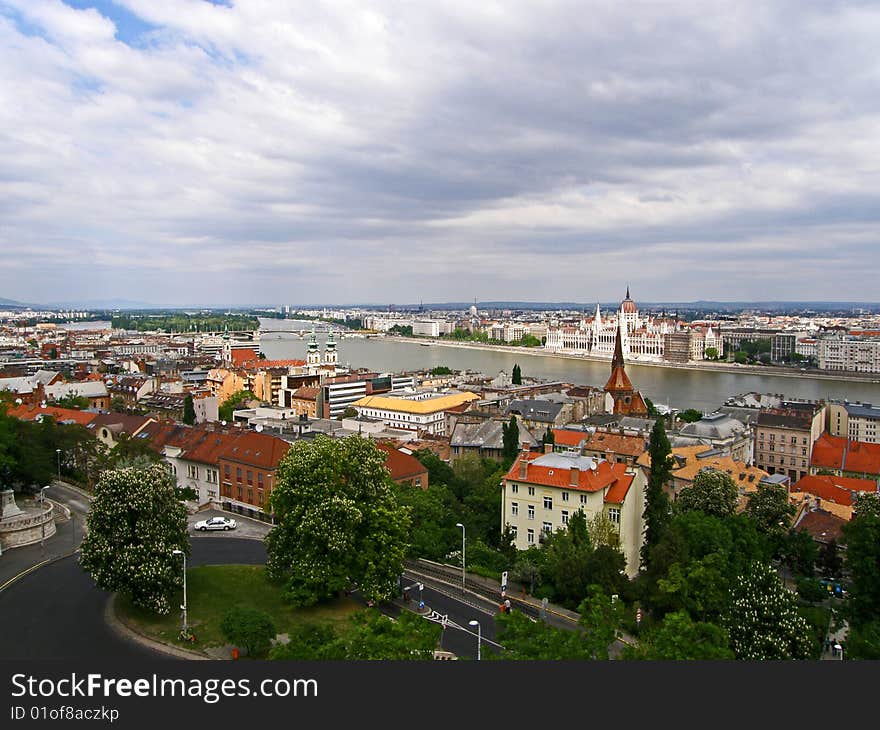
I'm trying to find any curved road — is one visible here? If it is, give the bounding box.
[0,537,266,660]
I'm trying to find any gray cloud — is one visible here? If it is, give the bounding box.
[1,0,879,306]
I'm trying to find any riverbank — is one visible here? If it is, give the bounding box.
[381,336,880,385]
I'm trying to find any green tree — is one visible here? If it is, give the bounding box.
[677,409,703,423]
[265,436,411,607]
[495,609,589,660]
[746,483,796,556]
[511,364,522,385]
[541,428,555,449]
[676,469,738,518]
[331,610,440,660]
[723,562,813,660]
[107,433,161,468]
[511,548,544,595]
[644,397,659,418]
[52,394,90,410]
[780,529,818,577]
[79,462,189,614]
[846,621,880,660]
[220,606,277,657]
[733,351,748,364]
[182,394,196,425]
[339,406,359,420]
[624,611,734,660]
[842,511,880,627]
[641,418,672,570]
[704,347,719,361]
[577,587,625,660]
[429,366,453,375]
[110,395,127,413]
[392,480,458,561]
[501,415,520,464]
[853,492,880,519]
[819,539,843,580]
[219,390,254,422]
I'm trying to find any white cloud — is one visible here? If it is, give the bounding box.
[0,1,879,305]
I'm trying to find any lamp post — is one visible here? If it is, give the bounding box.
[469,620,481,661]
[55,449,61,481]
[455,522,465,593]
[173,549,187,639]
[39,486,51,553]
[834,642,843,661]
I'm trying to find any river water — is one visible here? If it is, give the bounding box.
[257,319,880,413]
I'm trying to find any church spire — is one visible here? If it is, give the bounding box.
[612,319,625,371]
[626,284,630,300]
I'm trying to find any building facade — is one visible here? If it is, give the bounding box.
[753,402,826,483]
[501,449,646,577]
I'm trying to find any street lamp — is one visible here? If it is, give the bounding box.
[39,486,51,552]
[55,449,61,481]
[173,549,188,639]
[469,619,481,661]
[834,643,844,661]
[455,523,465,593]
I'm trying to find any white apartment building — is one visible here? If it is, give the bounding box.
[412,320,441,337]
[818,334,880,373]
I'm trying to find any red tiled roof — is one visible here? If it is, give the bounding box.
[811,433,880,476]
[231,349,260,366]
[292,386,319,400]
[217,431,290,470]
[791,474,876,507]
[376,443,429,482]
[795,509,847,544]
[552,429,588,448]
[6,403,97,427]
[604,473,634,504]
[505,455,632,495]
[583,430,647,457]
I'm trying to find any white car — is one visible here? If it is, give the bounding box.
[194,516,237,532]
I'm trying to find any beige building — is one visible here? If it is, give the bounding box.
[637,445,770,503]
[353,391,480,436]
[818,333,880,373]
[826,401,880,444]
[501,450,646,577]
[754,402,826,483]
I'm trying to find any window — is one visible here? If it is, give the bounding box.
[770,434,775,441]
[247,470,253,485]
[527,529,534,545]
[247,488,253,503]
[187,464,198,479]
[561,491,569,502]
[510,525,517,539]
[511,502,519,516]
[561,510,569,525]
[580,494,587,505]
[224,464,230,477]
[608,507,621,524]
[236,467,242,482]
[542,522,552,535]
[258,473,264,487]
[207,489,217,499]
[237,486,243,499]
[510,483,518,494]
[769,444,775,452]
[527,486,535,496]
[801,447,807,456]
[791,436,797,444]
[543,496,553,510]
[528,504,535,520]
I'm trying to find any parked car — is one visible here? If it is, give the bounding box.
[193,516,237,531]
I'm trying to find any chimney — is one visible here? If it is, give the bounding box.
[569,466,580,486]
[544,443,553,454]
[518,457,528,480]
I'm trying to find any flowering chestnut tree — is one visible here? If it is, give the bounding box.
[79,462,189,614]
[265,435,411,607]
[723,561,813,660]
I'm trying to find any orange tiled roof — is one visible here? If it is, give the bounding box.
[552,429,588,448]
[791,474,876,507]
[7,403,97,427]
[230,349,260,366]
[811,433,880,476]
[583,431,647,458]
[505,454,632,495]
[239,359,307,370]
[217,431,290,470]
[376,443,429,482]
[604,473,634,504]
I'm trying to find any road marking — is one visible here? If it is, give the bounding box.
[0,557,56,594]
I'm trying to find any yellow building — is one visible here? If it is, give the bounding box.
[502,449,646,577]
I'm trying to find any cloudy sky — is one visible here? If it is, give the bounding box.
[1,1,879,307]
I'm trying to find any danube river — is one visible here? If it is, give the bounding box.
[257,319,880,413]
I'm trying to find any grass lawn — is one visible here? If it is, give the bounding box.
[115,564,362,654]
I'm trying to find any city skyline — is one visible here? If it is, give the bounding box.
[2,2,880,306]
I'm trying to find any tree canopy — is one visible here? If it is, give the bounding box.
[676,469,738,518]
[265,436,411,606]
[79,461,189,614]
